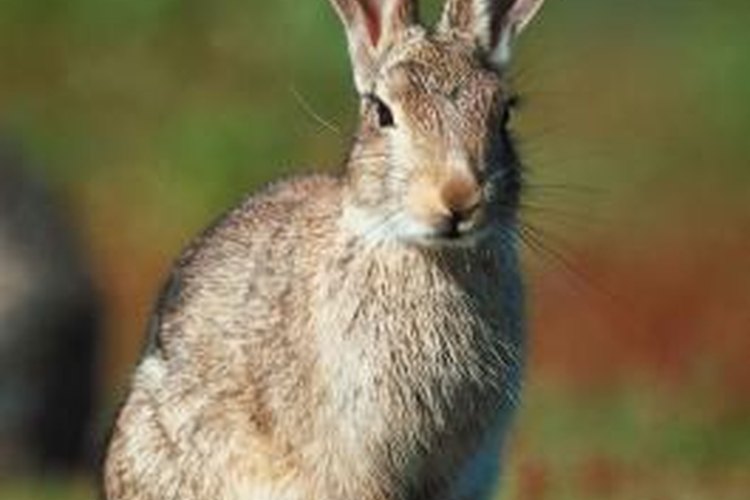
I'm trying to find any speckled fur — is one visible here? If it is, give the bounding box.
[104,1,546,499]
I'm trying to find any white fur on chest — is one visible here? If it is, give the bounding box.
[310,241,521,495]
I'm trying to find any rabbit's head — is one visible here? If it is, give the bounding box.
[331,0,544,247]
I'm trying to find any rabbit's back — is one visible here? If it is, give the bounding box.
[149,174,341,362]
[106,175,342,499]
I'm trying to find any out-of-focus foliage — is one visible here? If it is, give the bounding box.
[0,0,748,498]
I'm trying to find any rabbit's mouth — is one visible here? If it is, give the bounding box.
[413,214,496,248]
[419,229,492,249]
[341,202,498,249]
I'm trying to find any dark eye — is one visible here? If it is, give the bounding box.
[501,107,512,128]
[501,94,521,128]
[367,94,395,128]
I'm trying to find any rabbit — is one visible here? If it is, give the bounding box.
[104,0,546,499]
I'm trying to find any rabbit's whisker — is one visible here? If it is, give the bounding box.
[290,86,341,135]
[519,202,607,229]
[523,181,606,197]
[517,222,618,304]
[351,208,404,249]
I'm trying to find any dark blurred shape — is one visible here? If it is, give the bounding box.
[0,138,100,474]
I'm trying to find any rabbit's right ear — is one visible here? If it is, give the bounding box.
[439,0,545,69]
[329,0,418,92]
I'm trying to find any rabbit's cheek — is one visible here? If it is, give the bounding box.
[340,202,429,244]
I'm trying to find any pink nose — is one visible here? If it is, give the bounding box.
[439,174,481,223]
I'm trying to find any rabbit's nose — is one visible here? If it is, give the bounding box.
[439,174,482,223]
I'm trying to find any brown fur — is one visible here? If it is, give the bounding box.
[104,1,546,499]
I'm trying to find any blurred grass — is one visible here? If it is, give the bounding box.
[499,385,750,500]
[0,477,91,500]
[0,0,748,497]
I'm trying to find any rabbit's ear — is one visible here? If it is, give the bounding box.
[329,0,418,91]
[439,0,545,68]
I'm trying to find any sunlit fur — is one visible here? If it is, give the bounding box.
[104,1,544,499]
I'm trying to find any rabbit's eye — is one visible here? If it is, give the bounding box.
[501,107,512,128]
[366,94,395,128]
[501,94,521,128]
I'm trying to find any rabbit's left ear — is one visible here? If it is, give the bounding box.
[439,0,545,69]
[329,0,418,91]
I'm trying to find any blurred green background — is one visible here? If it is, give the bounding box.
[1,0,748,498]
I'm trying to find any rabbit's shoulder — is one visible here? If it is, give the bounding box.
[170,173,341,277]
[144,173,341,356]
[203,173,342,248]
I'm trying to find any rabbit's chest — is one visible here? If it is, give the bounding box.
[312,248,522,489]
[332,290,516,436]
